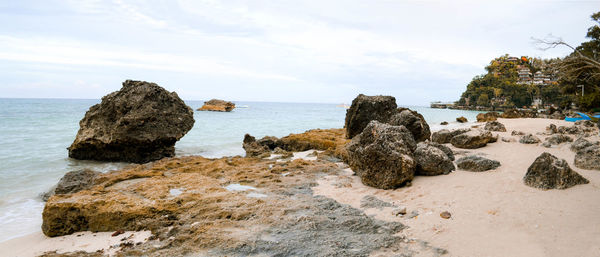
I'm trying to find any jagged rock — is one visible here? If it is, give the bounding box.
[414,142,455,176]
[242,134,270,157]
[546,124,557,134]
[440,121,448,125]
[476,112,499,122]
[387,108,431,142]
[431,128,470,144]
[456,116,468,123]
[519,134,541,144]
[346,121,416,189]
[344,94,398,139]
[484,121,506,132]
[450,130,496,149]
[571,137,598,152]
[456,155,500,171]
[574,145,600,170]
[501,109,537,118]
[542,134,573,148]
[511,130,526,136]
[197,99,235,112]
[557,125,582,135]
[67,80,195,163]
[42,170,101,201]
[524,152,589,189]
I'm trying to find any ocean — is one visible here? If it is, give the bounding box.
[0,98,483,242]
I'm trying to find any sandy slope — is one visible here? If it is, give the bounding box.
[314,118,600,257]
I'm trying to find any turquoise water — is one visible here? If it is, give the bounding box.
[0,98,483,242]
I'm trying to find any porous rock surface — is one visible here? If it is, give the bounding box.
[524,152,589,189]
[414,142,455,176]
[197,99,235,112]
[431,128,470,144]
[484,121,506,132]
[68,80,195,163]
[346,121,417,189]
[501,109,537,118]
[574,145,600,170]
[456,116,467,123]
[455,155,500,172]
[571,137,598,152]
[519,134,541,144]
[387,108,431,142]
[476,112,499,122]
[450,130,496,149]
[542,134,573,148]
[344,94,397,139]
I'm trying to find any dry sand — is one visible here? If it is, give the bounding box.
[314,118,600,257]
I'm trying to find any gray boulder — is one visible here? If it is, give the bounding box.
[431,128,470,144]
[346,121,416,189]
[42,169,101,201]
[387,108,431,142]
[450,130,497,149]
[484,121,506,132]
[542,134,573,148]
[68,80,195,163]
[557,125,582,135]
[344,94,398,139]
[456,155,501,172]
[571,137,598,152]
[574,145,600,170]
[524,152,589,189]
[414,142,455,176]
[519,134,541,144]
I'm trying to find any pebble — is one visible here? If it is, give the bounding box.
[406,210,419,219]
[440,211,451,219]
[392,206,407,216]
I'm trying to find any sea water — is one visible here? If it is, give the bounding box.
[0,98,483,242]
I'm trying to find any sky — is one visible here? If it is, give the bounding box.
[0,0,597,105]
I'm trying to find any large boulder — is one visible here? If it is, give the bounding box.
[542,134,573,148]
[344,94,397,139]
[197,99,235,112]
[68,80,195,163]
[456,116,468,123]
[450,130,496,149]
[574,146,600,170]
[484,121,506,132]
[476,112,499,122]
[387,108,431,142]
[456,155,500,172]
[346,121,416,189]
[431,128,470,144]
[524,152,589,189]
[414,142,455,176]
[519,134,541,144]
[571,137,598,152]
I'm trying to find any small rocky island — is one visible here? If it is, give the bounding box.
[67,80,195,163]
[197,99,236,112]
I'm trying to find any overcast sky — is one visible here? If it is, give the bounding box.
[0,1,597,104]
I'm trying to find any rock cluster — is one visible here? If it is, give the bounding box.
[484,121,506,132]
[431,128,470,144]
[242,129,349,160]
[344,94,398,139]
[456,155,500,172]
[197,99,236,112]
[524,152,589,189]
[501,109,537,119]
[68,80,195,163]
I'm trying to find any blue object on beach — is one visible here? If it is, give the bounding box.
[565,112,592,122]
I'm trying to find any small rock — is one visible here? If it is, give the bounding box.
[392,206,407,216]
[456,155,501,172]
[406,210,419,219]
[511,130,525,136]
[501,137,515,143]
[519,134,541,144]
[440,121,448,125]
[456,116,468,123]
[112,230,125,237]
[484,121,506,132]
[440,211,451,219]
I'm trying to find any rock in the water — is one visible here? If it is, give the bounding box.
[524,152,589,189]
[519,134,541,144]
[242,134,271,157]
[197,99,235,112]
[440,121,448,125]
[344,94,397,139]
[68,80,195,163]
[456,116,468,123]
[387,108,431,142]
[414,142,455,176]
[450,130,496,149]
[542,134,573,148]
[501,109,537,118]
[456,155,501,172]
[345,121,416,189]
[55,169,101,195]
[574,145,600,170]
[476,112,499,122]
[571,137,598,152]
[431,128,470,144]
[484,121,506,132]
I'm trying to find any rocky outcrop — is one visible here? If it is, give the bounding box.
[42,169,101,201]
[450,130,497,149]
[414,142,455,176]
[484,121,506,132]
[455,155,501,172]
[440,121,448,125]
[68,80,195,163]
[346,121,416,189]
[344,94,398,139]
[574,145,600,170]
[476,112,499,122]
[501,109,537,119]
[387,108,431,142]
[571,137,598,152]
[542,134,573,148]
[197,99,235,112]
[456,116,468,123]
[519,134,541,144]
[524,152,589,189]
[242,134,271,157]
[242,129,349,160]
[431,128,470,144]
